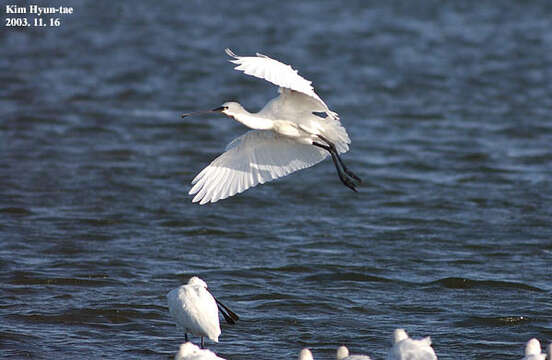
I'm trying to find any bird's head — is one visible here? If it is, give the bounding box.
[298,348,314,360]
[187,276,208,289]
[525,338,541,356]
[177,342,200,357]
[213,102,244,118]
[393,329,408,344]
[181,102,244,119]
[336,346,349,360]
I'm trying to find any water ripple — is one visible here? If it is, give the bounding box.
[429,277,544,292]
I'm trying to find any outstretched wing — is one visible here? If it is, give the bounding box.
[189,130,327,205]
[225,48,339,120]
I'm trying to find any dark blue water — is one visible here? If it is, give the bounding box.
[1,1,551,359]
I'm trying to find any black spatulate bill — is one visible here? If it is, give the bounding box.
[214,297,239,324]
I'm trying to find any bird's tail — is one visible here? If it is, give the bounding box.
[319,119,351,154]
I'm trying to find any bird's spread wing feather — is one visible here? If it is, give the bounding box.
[189,130,328,205]
[225,48,339,120]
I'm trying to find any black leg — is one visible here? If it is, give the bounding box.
[185,333,188,342]
[201,337,205,349]
[317,135,362,183]
[313,141,358,192]
[337,155,362,183]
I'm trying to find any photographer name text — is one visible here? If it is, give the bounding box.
[5,4,74,27]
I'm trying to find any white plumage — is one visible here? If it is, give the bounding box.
[167,277,238,348]
[336,345,372,360]
[299,348,315,360]
[387,329,438,360]
[225,48,338,120]
[167,277,221,344]
[185,49,361,205]
[189,130,327,204]
[521,338,546,360]
[174,342,226,360]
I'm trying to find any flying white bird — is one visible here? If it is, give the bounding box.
[167,277,239,348]
[387,329,438,360]
[183,48,361,205]
[521,338,546,360]
[174,342,226,360]
[337,345,372,360]
[299,348,315,360]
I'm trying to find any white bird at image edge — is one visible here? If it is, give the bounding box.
[521,338,546,360]
[183,49,361,205]
[337,345,372,360]
[299,348,315,360]
[387,329,438,360]
[174,342,226,360]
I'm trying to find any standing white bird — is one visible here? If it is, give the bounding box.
[183,48,361,205]
[167,277,239,348]
[299,348,315,360]
[521,338,546,360]
[387,329,438,360]
[174,342,226,360]
[337,345,372,360]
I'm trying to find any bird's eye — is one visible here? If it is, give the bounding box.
[224,106,229,110]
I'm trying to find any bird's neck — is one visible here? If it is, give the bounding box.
[232,110,273,130]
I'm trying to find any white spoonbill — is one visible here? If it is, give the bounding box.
[387,329,438,360]
[337,345,372,360]
[183,48,361,205]
[521,338,546,360]
[299,348,314,360]
[167,277,239,348]
[174,342,226,360]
